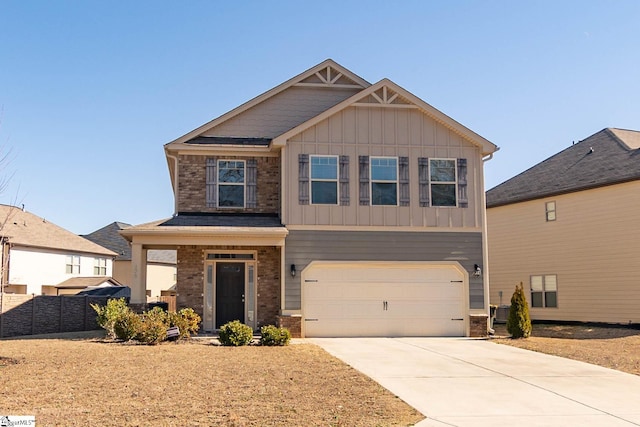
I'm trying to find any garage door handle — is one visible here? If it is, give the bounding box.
[451,318,464,321]
[383,301,388,311]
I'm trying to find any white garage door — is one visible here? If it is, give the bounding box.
[302,261,467,337]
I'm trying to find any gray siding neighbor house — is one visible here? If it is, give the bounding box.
[121,59,499,337]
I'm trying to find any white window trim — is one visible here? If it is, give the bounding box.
[66,255,80,274]
[217,159,246,209]
[545,201,556,221]
[429,158,458,208]
[94,258,107,275]
[370,156,399,206]
[309,155,339,206]
[530,274,558,308]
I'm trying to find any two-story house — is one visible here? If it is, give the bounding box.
[121,60,498,337]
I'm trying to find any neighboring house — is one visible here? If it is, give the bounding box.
[121,59,499,337]
[0,204,116,295]
[46,276,128,297]
[82,222,176,299]
[486,128,640,324]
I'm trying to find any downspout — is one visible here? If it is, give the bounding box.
[481,152,494,332]
[166,152,179,215]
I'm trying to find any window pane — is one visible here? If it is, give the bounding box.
[430,160,455,182]
[531,275,543,291]
[219,161,245,183]
[311,157,337,179]
[66,265,72,274]
[372,182,397,205]
[431,184,456,206]
[531,292,543,307]
[218,185,244,207]
[311,181,337,204]
[545,292,557,307]
[371,158,397,181]
[545,275,557,291]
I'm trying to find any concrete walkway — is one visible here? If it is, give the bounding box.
[310,337,640,427]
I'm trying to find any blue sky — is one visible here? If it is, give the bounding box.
[1,1,638,234]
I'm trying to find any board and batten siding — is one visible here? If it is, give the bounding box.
[284,230,484,311]
[488,180,640,324]
[203,86,361,139]
[283,105,485,228]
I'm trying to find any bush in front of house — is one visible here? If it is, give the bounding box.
[259,325,291,346]
[168,308,201,339]
[113,310,142,341]
[218,320,254,346]
[91,297,131,339]
[507,282,532,338]
[135,307,169,344]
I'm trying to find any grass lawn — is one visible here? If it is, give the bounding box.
[0,332,423,426]
[492,322,640,376]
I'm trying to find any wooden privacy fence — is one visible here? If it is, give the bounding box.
[0,294,119,338]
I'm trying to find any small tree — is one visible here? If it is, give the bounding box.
[506,282,532,338]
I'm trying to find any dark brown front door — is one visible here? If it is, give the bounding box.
[216,262,245,328]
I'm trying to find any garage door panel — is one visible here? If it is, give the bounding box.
[302,262,468,337]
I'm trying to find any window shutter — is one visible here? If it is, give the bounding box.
[358,155,370,206]
[206,158,217,208]
[298,154,309,205]
[457,158,468,208]
[418,157,429,207]
[246,159,257,208]
[399,157,410,206]
[339,155,350,206]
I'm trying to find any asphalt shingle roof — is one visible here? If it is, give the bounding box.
[185,136,272,146]
[486,128,640,208]
[160,213,283,227]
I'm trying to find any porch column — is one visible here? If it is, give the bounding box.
[130,243,148,304]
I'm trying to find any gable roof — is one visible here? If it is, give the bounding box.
[83,221,176,264]
[55,276,124,289]
[165,59,370,147]
[0,205,116,256]
[272,78,498,156]
[486,128,640,208]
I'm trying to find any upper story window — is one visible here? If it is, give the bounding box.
[531,274,558,308]
[545,201,556,221]
[429,159,457,207]
[370,157,398,206]
[310,156,338,205]
[66,255,80,274]
[94,258,107,275]
[218,160,245,208]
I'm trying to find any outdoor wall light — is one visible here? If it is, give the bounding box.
[473,264,482,277]
[290,264,296,277]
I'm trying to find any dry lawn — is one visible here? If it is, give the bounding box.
[0,333,422,426]
[492,323,640,376]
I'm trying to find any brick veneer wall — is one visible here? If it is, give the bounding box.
[469,314,488,337]
[277,315,302,338]
[176,245,281,329]
[177,155,280,214]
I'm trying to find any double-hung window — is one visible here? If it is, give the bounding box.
[370,157,398,206]
[545,201,556,221]
[310,155,338,205]
[429,159,457,207]
[94,258,107,275]
[218,160,245,208]
[66,255,80,274]
[530,275,558,308]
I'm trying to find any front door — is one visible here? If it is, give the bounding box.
[216,262,245,328]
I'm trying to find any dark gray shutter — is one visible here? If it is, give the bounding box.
[399,156,410,206]
[457,158,468,208]
[246,159,257,208]
[359,155,370,206]
[339,155,349,206]
[418,157,429,207]
[206,158,217,208]
[298,154,309,205]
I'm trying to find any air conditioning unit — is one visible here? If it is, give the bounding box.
[494,305,510,324]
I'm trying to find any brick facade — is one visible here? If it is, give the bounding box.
[177,155,280,213]
[176,245,281,329]
[469,314,488,337]
[277,315,302,338]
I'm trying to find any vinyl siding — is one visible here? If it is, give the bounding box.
[284,230,484,310]
[283,106,485,228]
[204,86,360,139]
[487,180,640,323]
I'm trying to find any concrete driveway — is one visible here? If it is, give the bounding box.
[310,337,640,427]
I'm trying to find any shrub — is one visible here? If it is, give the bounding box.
[135,307,169,345]
[91,298,132,339]
[507,282,532,338]
[218,320,254,346]
[259,325,291,346]
[113,310,142,341]
[168,308,201,339]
